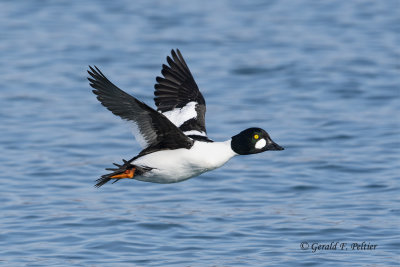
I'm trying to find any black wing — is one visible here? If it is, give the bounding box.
[88,66,194,153]
[154,49,210,141]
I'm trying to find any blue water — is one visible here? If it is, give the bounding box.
[1,0,399,266]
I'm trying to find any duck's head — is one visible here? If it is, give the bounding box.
[231,128,284,155]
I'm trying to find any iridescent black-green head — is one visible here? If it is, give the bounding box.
[231,128,284,155]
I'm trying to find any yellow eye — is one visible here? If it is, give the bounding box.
[254,134,259,139]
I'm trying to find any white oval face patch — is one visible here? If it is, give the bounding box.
[255,138,267,149]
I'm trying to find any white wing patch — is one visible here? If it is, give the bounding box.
[183,130,207,136]
[255,138,267,149]
[161,101,197,128]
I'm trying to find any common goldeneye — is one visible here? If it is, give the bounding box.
[88,49,283,187]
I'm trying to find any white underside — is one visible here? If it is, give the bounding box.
[132,140,237,183]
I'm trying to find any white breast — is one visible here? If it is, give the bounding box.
[132,140,237,183]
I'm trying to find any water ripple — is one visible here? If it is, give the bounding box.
[0,0,399,266]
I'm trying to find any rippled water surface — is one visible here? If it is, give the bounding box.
[1,0,399,266]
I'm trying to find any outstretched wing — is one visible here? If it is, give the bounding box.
[88,66,193,153]
[154,49,211,142]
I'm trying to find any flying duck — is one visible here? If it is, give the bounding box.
[88,49,283,187]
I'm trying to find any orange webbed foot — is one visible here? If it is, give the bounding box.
[110,168,135,179]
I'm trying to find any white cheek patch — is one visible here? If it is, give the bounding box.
[255,138,267,149]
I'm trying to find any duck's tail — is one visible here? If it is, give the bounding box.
[95,159,135,188]
[94,160,152,188]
